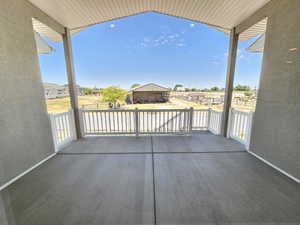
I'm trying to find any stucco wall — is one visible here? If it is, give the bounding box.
[250,0,300,180]
[0,0,61,187]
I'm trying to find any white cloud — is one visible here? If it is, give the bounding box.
[139,31,187,48]
[224,49,247,60]
[212,61,220,65]
[109,24,116,28]
[176,43,185,47]
[143,37,151,42]
[239,54,245,59]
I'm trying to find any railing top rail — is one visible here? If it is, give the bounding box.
[231,108,254,115]
[49,109,73,117]
[193,109,210,112]
[210,109,223,114]
[81,108,191,113]
[81,109,136,113]
[137,109,190,112]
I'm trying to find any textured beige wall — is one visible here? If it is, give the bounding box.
[0,0,62,186]
[250,0,300,179]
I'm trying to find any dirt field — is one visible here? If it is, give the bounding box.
[46,96,255,114]
[46,96,102,113]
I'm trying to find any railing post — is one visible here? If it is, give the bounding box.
[135,108,139,137]
[189,107,194,134]
[207,108,211,130]
[79,109,85,137]
[246,112,254,150]
[226,108,233,138]
[69,109,77,140]
[49,114,58,152]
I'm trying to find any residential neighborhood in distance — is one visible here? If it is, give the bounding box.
[43,83,85,99]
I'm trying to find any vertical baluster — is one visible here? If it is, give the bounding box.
[164,111,166,133]
[66,113,71,138]
[59,115,64,141]
[128,111,131,133]
[242,114,246,140]
[175,111,178,132]
[63,114,67,139]
[100,111,103,133]
[57,116,61,143]
[104,111,107,133]
[82,111,86,135]
[232,111,237,136]
[158,111,161,133]
[242,114,247,141]
[116,111,119,133]
[121,111,124,133]
[92,111,96,133]
[90,112,93,134]
[109,111,113,133]
[61,115,66,140]
[237,112,241,138]
[147,112,149,133]
[62,114,66,140]
[56,116,60,142]
[239,113,244,140]
[96,111,99,133]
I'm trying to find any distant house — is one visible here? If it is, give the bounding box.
[44,83,84,99]
[128,83,170,104]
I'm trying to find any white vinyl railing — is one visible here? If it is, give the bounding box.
[49,109,76,152]
[193,109,210,130]
[48,108,254,150]
[80,108,192,136]
[80,108,225,136]
[227,108,254,149]
[208,109,223,135]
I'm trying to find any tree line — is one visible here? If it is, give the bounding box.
[173,84,252,92]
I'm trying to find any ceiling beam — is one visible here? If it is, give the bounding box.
[26,0,65,34]
[236,0,288,34]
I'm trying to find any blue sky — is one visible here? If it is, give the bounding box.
[38,12,263,90]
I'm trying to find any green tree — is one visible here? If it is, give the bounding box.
[210,86,220,92]
[83,88,93,95]
[173,84,183,91]
[244,91,253,97]
[191,88,198,92]
[234,84,251,91]
[201,88,210,92]
[131,83,140,89]
[101,86,127,108]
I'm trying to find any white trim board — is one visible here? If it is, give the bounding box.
[248,150,300,184]
[0,153,57,192]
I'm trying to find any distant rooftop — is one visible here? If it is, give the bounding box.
[131,83,170,92]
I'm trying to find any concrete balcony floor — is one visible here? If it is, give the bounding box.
[1,132,300,225]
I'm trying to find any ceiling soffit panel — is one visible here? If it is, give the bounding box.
[28,0,270,41]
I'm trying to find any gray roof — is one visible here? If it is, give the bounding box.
[132,83,170,92]
[44,83,62,88]
[246,33,265,53]
[34,32,55,54]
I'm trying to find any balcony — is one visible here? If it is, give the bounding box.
[1,131,300,225]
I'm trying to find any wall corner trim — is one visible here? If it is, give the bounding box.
[248,150,300,184]
[0,153,57,192]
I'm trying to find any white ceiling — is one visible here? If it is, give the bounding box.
[29,0,270,42]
